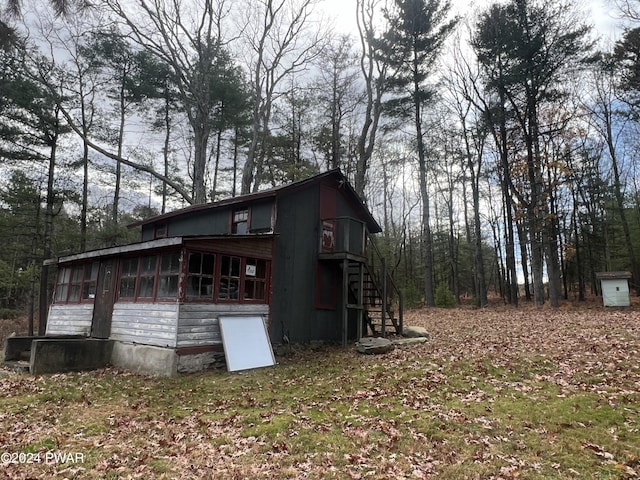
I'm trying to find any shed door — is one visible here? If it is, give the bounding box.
[91,259,117,338]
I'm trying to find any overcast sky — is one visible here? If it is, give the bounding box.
[323,0,624,45]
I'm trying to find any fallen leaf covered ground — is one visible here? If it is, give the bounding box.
[1,305,639,479]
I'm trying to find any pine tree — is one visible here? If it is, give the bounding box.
[375,0,457,306]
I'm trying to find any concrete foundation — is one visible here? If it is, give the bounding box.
[4,335,84,362]
[5,336,224,376]
[111,342,178,376]
[177,351,226,373]
[30,338,113,374]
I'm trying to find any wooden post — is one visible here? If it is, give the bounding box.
[381,257,387,337]
[342,258,349,347]
[357,262,364,341]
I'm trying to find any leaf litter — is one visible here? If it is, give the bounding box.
[0,305,639,478]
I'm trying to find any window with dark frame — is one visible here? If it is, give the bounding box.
[68,266,84,302]
[154,223,168,239]
[232,208,249,234]
[119,253,181,301]
[244,258,267,300]
[157,252,180,298]
[82,263,99,300]
[53,261,99,304]
[54,267,71,303]
[219,255,241,300]
[119,257,139,299]
[186,252,215,299]
[138,255,157,298]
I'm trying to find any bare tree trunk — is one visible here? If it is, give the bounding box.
[415,105,434,307]
[161,85,171,213]
[113,81,125,224]
[38,106,61,335]
[516,220,532,302]
[545,168,563,306]
[354,0,386,198]
[241,0,324,194]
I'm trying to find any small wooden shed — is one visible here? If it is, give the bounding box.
[596,271,632,307]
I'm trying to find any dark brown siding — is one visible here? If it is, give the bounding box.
[271,183,342,343]
[250,200,273,232]
[184,237,274,258]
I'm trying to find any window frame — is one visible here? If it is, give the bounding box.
[231,207,250,234]
[157,251,181,300]
[243,257,269,302]
[185,251,216,301]
[53,248,271,306]
[117,250,182,303]
[53,261,100,305]
[185,250,271,305]
[154,222,168,239]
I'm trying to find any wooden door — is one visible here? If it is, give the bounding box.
[91,259,117,338]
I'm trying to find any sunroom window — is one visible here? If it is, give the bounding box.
[187,252,215,299]
[219,255,241,300]
[53,261,99,304]
[244,258,267,300]
[119,257,138,299]
[138,255,157,298]
[54,268,71,303]
[157,252,180,298]
[82,263,99,300]
[119,252,180,301]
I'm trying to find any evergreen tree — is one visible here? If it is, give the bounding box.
[375,0,457,306]
[473,0,592,306]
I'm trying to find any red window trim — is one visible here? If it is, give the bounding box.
[154,222,168,239]
[182,249,271,305]
[117,251,180,303]
[53,262,99,305]
[231,206,250,234]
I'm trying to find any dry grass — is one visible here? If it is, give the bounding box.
[1,304,639,479]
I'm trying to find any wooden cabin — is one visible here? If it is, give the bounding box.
[44,169,402,375]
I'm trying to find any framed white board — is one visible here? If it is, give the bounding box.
[219,316,276,372]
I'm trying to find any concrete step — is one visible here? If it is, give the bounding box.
[2,360,30,373]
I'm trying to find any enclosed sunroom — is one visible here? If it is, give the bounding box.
[47,235,274,375]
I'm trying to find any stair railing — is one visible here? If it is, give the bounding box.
[366,237,403,336]
[319,217,403,337]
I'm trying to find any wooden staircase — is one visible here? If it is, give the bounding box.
[318,216,403,345]
[345,239,403,338]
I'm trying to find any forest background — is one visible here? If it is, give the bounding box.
[1,0,640,334]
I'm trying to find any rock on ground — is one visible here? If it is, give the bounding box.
[392,337,428,346]
[356,337,394,354]
[403,325,429,339]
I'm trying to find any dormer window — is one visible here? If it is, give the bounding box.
[232,208,249,234]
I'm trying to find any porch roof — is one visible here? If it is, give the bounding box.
[53,234,276,265]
